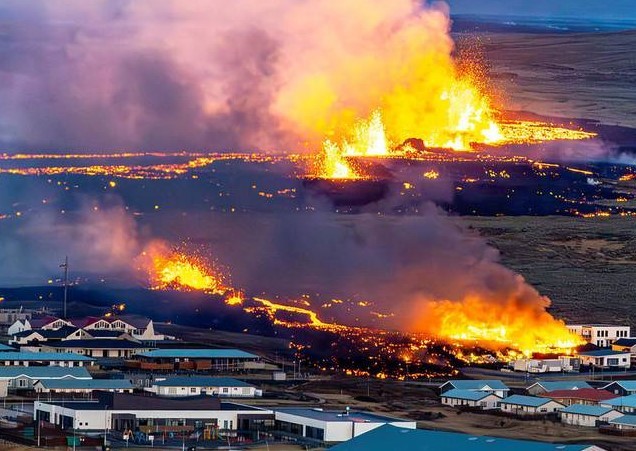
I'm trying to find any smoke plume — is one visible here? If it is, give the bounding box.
[0,0,467,152]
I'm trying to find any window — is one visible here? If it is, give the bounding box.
[190,387,197,393]
[222,387,229,393]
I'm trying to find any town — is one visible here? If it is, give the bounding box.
[0,306,635,450]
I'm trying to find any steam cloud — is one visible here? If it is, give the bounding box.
[0,0,454,152]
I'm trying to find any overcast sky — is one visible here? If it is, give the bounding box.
[447,0,636,20]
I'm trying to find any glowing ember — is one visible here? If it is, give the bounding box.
[497,121,597,144]
[417,297,584,356]
[250,297,347,331]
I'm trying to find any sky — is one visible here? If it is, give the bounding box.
[447,0,636,20]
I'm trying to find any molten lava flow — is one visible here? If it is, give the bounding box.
[418,297,584,356]
[250,297,348,331]
[498,121,597,144]
[316,140,359,179]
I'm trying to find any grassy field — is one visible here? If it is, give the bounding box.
[461,216,636,326]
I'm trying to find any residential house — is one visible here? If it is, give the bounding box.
[440,389,501,410]
[499,395,565,416]
[39,338,152,359]
[560,404,623,427]
[527,381,592,396]
[601,395,636,414]
[7,319,31,336]
[29,316,73,331]
[438,380,510,398]
[539,388,615,406]
[10,325,82,346]
[602,381,636,397]
[149,377,261,398]
[69,316,167,342]
[0,351,93,367]
[608,415,636,431]
[0,366,92,390]
[579,350,631,369]
[612,338,636,364]
[567,325,631,348]
[329,424,606,451]
[274,408,415,443]
[34,379,134,394]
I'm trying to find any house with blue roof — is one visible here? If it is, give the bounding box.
[609,414,636,431]
[600,394,636,414]
[0,366,92,390]
[149,376,261,398]
[330,424,605,451]
[601,380,636,397]
[560,404,623,427]
[439,379,509,398]
[440,389,501,410]
[527,380,592,396]
[34,378,134,394]
[499,395,565,416]
[578,350,630,369]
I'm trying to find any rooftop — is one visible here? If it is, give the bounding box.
[138,349,259,359]
[578,350,630,357]
[529,381,592,391]
[602,395,636,409]
[275,408,409,423]
[609,415,636,426]
[330,424,595,451]
[441,380,509,391]
[153,377,253,388]
[0,366,92,379]
[0,351,93,361]
[541,389,615,402]
[602,381,636,390]
[561,404,616,417]
[45,339,148,349]
[442,389,499,401]
[613,338,636,347]
[0,343,15,352]
[500,395,555,408]
[36,379,134,390]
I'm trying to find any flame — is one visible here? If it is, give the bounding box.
[416,296,584,356]
[137,241,226,295]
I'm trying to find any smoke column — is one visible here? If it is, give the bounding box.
[0,0,491,152]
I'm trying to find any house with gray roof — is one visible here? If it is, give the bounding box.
[560,404,623,427]
[527,380,592,396]
[440,389,501,410]
[499,395,565,416]
[149,376,260,397]
[34,378,134,394]
[439,379,509,398]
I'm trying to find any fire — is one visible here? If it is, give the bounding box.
[251,297,347,331]
[137,241,231,296]
[416,296,584,356]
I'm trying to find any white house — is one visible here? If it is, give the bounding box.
[0,351,94,367]
[34,378,134,394]
[30,316,74,331]
[38,338,152,359]
[0,366,92,390]
[149,376,261,397]
[7,319,31,336]
[567,325,631,348]
[274,408,416,443]
[611,338,636,364]
[527,381,592,396]
[69,316,168,342]
[499,395,564,416]
[560,404,623,427]
[440,389,501,410]
[439,380,509,398]
[578,350,631,369]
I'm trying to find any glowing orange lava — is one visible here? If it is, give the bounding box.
[416,296,584,356]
